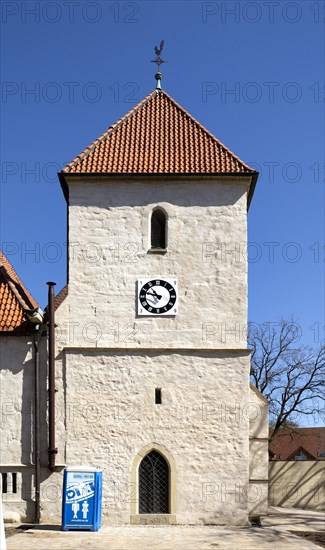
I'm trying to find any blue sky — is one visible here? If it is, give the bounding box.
[1,0,324,351]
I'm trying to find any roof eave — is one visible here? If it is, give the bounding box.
[58,171,258,209]
[247,171,259,210]
[58,171,69,203]
[0,324,38,336]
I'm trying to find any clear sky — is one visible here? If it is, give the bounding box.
[1,0,324,353]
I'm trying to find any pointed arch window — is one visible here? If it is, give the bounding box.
[151,208,167,250]
[139,450,169,514]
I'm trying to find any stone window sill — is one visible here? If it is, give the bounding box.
[130,514,176,525]
[147,248,167,255]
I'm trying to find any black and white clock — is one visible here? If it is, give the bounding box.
[137,278,178,316]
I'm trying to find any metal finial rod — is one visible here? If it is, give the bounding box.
[155,72,163,90]
[151,40,166,89]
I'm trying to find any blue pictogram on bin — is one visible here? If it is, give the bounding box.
[62,467,102,531]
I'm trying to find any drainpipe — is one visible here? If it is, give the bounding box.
[33,330,41,524]
[47,282,57,471]
[27,308,44,524]
[26,307,44,524]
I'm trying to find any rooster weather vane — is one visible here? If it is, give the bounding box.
[151,40,166,70]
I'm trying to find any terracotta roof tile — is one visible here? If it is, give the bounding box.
[269,427,325,461]
[0,251,39,332]
[54,284,68,311]
[62,90,255,175]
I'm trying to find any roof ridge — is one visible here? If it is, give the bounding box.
[0,251,39,310]
[0,267,30,310]
[161,90,254,172]
[64,90,157,173]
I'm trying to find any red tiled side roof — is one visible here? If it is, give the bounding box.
[54,284,68,311]
[0,251,39,332]
[63,90,255,175]
[43,284,68,324]
[269,427,325,460]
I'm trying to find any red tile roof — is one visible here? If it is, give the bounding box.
[54,284,68,311]
[62,90,256,176]
[0,251,39,332]
[269,427,325,461]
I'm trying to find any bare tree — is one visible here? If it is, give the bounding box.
[248,319,325,441]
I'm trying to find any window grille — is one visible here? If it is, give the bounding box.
[139,451,169,514]
[1,472,18,494]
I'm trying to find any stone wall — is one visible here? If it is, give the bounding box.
[269,461,325,511]
[1,175,258,525]
[63,349,251,525]
[248,384,269,516]
[52,176,252,524]
[0,337,34,466]
[66,178,248,350]
[0,335,49,522]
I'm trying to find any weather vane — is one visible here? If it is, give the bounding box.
[151,40,166,70]
[151,40,166,90]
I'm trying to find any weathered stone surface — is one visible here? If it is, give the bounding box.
[65,179,248,349]
[249,384,269,440]
[62,350,250,525]
[3,510,20,523]
[1,175,269,524]
[248,384,269,515]
[0,337,35,464]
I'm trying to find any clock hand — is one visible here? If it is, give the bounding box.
[150,288,162,298]
[147,290,162,300]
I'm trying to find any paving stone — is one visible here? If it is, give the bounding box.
[6,523,322,550]
[6,508,325,549]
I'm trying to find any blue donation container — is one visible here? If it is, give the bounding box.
[62,467,102,531]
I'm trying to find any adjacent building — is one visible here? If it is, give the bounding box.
[269,427,325,461]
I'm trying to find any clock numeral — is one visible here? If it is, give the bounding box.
[143,301,148,307]
[168,301,173,306]
[156,309,160,314]
[163,307,167,311]
[171,295,176,299]
[148,307,152,312]
[148,282,152,287]
[156,280,160,285]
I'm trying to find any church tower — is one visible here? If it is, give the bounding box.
[53,73,268,525]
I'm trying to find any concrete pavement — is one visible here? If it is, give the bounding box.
[5,508,325,550]
[264,507,325,532]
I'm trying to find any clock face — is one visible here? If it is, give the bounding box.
[137,278,178,316]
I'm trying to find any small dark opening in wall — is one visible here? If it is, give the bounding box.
[2,473,7,493]
[151,209,166,249]
[155,388,162,405]
[12,472,17,494]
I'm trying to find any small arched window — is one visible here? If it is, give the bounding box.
[139,450,169,514]
[151,208,167,249]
